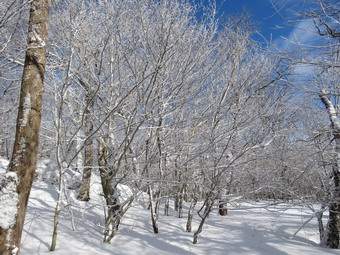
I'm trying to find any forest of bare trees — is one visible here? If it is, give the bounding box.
[1,0,340,254]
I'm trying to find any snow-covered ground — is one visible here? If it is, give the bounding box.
[1,158,340,254]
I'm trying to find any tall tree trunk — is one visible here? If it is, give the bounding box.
[77,90,94,201]
[0,1,51,254]
[319,90,340,248]
[50,102,66,251]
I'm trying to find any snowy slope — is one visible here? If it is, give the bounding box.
[21,189,340,255]
[1,159,340,254]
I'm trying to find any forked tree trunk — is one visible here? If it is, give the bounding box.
[193,197,214,244]
[98,138,121,243]
[0,1,51,254]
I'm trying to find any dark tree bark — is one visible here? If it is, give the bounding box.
[0,0,51,254]
[193,197,214,244]
[98,138,121,243]
[218,200,228,216]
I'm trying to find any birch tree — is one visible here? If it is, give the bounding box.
[290,0,340,248]
[319,89,340,248]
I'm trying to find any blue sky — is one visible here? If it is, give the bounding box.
[194,0,321,80]
[197,0,308,45]
[220,0,291,40]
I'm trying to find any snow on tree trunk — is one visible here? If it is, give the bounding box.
[0,173,19,229]
[76,103,84,175]
[319,89,340,249]
[218,189,228,216]
[148,186,159,234]
[77,88,94,201]
[0,0,51,254]
[186,188,198,232]
[50,70,69,252]
[218,201,228,216]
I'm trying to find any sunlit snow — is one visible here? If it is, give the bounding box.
[0,159,338,254]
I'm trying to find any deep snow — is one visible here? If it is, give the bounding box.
[1,158,340,254]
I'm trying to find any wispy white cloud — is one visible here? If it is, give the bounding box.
[272,19,323,80]
[273,19,320,51]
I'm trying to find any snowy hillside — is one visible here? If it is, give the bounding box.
[0,159,338,255]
